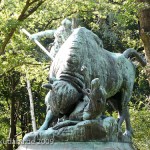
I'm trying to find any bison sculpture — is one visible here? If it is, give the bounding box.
[39,27,146,138]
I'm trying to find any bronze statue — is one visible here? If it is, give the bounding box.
[30,18,72,58]
[23,27,146,143]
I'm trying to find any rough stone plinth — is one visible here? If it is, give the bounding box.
[17,142,135,150]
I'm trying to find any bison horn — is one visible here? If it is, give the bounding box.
[42,83,53,90]
[49,77,57,84]
[91,78,100,90]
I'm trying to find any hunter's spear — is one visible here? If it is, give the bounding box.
[21,28,54,61]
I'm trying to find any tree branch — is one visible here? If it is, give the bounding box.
[0,0,46,55]
[29,0,41,5]
[18,0,31,21]
[22,0,45,20]
[43,11,77,30]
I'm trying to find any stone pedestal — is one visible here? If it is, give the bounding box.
[17,142,135,150]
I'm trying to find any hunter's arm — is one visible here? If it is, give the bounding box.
[31,30,56,40]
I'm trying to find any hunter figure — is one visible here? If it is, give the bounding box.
[30,18,72,58]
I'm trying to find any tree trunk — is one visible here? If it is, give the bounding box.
[26,79,37,132]
[137,0,150,83]
[6,97,15,150]
[21,113,26,138]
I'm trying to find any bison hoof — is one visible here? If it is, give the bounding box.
[123,130,132,137]
[122,130,133,142]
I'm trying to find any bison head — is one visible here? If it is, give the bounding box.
[43,80,82,116]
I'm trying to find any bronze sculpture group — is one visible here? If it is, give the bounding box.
[23,19,146,143]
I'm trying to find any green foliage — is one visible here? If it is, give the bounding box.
[0,101,10,149]
[130,67,150,150]
[0,0,149,150]
[130,106,150,150]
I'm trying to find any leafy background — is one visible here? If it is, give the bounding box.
[0,0,149,150]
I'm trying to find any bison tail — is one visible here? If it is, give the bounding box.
[123,48,146,67]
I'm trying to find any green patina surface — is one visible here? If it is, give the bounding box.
[23,27,145,145]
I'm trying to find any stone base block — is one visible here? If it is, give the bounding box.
[17,142,135,150]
